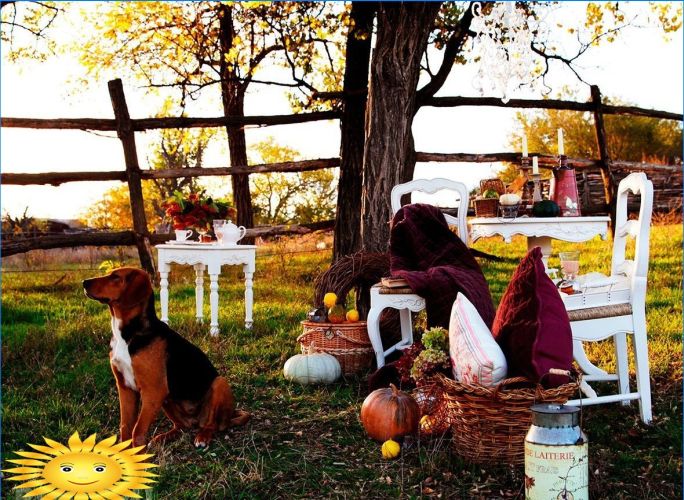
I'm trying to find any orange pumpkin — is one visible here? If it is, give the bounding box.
[360,383,419,441]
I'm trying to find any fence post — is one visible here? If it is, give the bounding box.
[108,79,156,275]
[591,85,617,235]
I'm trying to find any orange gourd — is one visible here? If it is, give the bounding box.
[360,384,419,441]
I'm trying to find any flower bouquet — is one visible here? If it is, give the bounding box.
[162,191,236,238]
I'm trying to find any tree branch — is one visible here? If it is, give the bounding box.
[417,2,475,103]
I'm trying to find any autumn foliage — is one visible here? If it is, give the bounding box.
[162,192,236,231]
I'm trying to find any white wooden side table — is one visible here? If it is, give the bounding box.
[156,243,256,336]
[469,216,610,267]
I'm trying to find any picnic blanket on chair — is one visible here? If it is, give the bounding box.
[389,203,495,329]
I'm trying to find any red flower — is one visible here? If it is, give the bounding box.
[163,193,236,231]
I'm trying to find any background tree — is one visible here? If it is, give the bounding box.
[360,2,469,252]
[82,119,215,230]
[249,138,336,225]
[1,0,62,61]
[146,102,216,220]
[499,106,683,183]
[81,181,158,231]
[358,1,682,252]
[332,1,375,261]
[76,2,343,236]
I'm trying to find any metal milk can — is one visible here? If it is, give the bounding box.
[550,155,581,217]
[524,404,588,500]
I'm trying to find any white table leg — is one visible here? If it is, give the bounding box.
[244,266,254,330]
[527,235,552,268]
[208,268,220,337]
[159,261,170,324]
[194,264,205,323]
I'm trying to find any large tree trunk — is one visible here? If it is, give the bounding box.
[333,1,375,261]
[360,2,441,252]
[219,4,254,239]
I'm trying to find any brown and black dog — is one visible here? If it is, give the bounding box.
[83,267,250,448]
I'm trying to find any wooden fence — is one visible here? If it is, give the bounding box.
[1,79,682,271]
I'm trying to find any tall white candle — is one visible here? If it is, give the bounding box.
[532,156,539,175]
[522,135,528,157]
[558,128,564,156]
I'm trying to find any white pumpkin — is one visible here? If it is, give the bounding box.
[499,193,522,206]
[283,351,341,384]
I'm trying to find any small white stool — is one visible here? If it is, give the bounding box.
[367,284,425,368]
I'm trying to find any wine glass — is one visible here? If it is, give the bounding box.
[559,251,580,281]
[196,225,212,243]
[213,219,226,245]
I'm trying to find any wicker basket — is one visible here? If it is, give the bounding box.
[480,178,506,195]
[473,198,499,217]
[299,321,373,375]
[433,372,580,465]
[474,178,506,217]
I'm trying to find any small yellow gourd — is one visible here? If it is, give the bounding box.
[381,439,401,459]
[323,292,337,309]
[419,415,433,434]
[346,309,360,322]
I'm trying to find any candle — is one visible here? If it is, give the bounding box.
[522,135,528,157]
[558,128,564,156]
[532,156,539,175]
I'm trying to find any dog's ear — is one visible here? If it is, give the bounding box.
[121,270,153,308]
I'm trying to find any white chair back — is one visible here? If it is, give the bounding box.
[611,172,653,281]
[390,178,469,242]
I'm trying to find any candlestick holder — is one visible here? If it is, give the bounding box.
[531,173,542,203]
[519,156,535,214]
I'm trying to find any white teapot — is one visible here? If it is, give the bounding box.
[216,219,246,246]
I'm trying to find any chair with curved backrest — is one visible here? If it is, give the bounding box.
[563,172,654,423]
[366,178,470,368]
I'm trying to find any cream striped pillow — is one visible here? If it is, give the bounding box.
[449,293,507,386]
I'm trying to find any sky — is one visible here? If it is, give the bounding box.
[1,1,682,221]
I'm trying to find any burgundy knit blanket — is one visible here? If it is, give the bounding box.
[389,203,495,328]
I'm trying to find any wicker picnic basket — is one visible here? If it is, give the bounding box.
[474,178,506,217]
[299,321,374,375]
[432,371,580,465]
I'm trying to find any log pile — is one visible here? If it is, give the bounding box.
[577,163,682,214]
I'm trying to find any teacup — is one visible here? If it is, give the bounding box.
[175,229,193,242]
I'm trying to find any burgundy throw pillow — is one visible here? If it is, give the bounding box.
[492,247,572,387]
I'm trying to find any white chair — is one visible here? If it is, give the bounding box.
[563,172,654,424]
[366,178,470,368]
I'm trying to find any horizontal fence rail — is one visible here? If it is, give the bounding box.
[1,158,341,186]
[2,155,676,186]
[2,79,681,269]
[315,92,683,122]
[1,220,335,257]
[0,110,341,132]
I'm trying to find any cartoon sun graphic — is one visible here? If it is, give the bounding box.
[3,432,158,499]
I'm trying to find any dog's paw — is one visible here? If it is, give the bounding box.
[194,431,213,449]
[194,438,209,449]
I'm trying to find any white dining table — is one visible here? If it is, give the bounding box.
[469,216,611,267]
[156,242,256,336]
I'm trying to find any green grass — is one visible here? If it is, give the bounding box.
[2,226,681,498]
